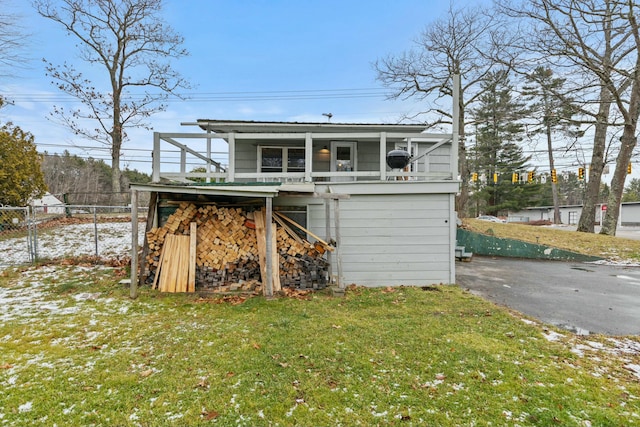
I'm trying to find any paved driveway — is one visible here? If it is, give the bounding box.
[455,256,640,336]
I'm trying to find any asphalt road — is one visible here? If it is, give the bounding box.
[455,256,640,336]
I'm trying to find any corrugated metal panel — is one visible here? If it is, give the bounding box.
[307,193,453,286]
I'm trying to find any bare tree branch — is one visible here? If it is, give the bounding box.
[34,0,191,192]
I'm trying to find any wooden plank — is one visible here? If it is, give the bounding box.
[274,211,334,251]
[188,222,197,293]
[273,213,304,244]
[254,209,268,294]
[166,235,179,293]
[270,222,281,292]
[159,234,175,293]
[177,235,190,293]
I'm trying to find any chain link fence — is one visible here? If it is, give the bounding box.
[0,205,147,268]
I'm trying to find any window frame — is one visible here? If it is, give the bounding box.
[257,146,305,173]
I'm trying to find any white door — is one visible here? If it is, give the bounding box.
[330,141,357,181]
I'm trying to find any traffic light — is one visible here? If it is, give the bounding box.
[527,171,535,183]
[578,167,584,180]
[550,169,557,183]
[472,172,478,182]
[628,163,632,174]
[493,172,498,184]
[512,172,518,184]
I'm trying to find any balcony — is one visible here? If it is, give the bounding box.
[151,121,458,185]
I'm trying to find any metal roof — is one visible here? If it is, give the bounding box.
[184,119,431,134]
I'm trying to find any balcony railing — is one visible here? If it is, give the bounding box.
[151,130,457,184]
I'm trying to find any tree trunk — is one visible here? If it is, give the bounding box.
[577,86,611,233]
[601,80,640,235]
[111,122,122,193]
[601,127,637,235]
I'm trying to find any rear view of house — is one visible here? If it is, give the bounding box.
[130,120,460,293]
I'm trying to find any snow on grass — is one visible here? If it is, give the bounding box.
[0,221,144,266]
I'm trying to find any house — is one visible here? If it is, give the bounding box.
[30,192,65,215]
[510,203,621,226]
[129,120,460,294]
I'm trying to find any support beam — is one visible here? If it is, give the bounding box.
[152,132,160,182]
[130,189,139,299]
[334,198,343,289]
[265,197,273,297]
[325,198,333,282]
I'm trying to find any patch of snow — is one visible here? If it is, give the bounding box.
[0,221,144,266]
[543,330,565,342]
[18,402,33,413]
[625,364,640,379]
[588,259,640,267]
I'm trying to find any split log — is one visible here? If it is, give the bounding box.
[145,203,328,292]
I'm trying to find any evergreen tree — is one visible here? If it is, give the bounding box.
[523,66,579,223]
[469,70,536,215]
[623,178,640,202]
[0,123,47,206]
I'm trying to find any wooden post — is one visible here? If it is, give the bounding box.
[188,222,197,292]
[130,189,139,299]
[137,191,157,286]
[334,198,344,289]
[265,197,273,297]
[325,198,333,281]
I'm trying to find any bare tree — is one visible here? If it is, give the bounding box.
[34,0,190,192]
[374,3,511,216]
[497,0,640,235]
[0,0,28,79]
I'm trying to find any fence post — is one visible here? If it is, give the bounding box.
[27,207,36,263]
[93,207,99,258]
[31,207,38,263]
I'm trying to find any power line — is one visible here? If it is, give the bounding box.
[2,87,393,103]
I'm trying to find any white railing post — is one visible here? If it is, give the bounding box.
[379,132,387,181]
[305,132,313,182]
[180,149,186,177]
[152,132,161,182]
[228,132,236,182]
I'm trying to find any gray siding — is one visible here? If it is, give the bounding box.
[234,141,257,175]
[306,193,453,286]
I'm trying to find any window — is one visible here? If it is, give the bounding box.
[259,147,305,173]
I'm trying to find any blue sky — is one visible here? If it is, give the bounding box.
[0,1,475,173]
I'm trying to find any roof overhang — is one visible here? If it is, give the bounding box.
[186,119,429,135]
[130,182,315,198]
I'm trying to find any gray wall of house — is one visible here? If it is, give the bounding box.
[276,184,456,286]
[233,139,451,180]
[621,203,640,226]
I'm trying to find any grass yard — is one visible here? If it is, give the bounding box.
[1,263,639,426]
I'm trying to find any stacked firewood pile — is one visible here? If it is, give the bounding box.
[144,202,330,293]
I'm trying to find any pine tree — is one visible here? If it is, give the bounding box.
[469,70,537,215]
[523,66,579,224]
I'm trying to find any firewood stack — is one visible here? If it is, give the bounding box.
[144,202,329,293]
